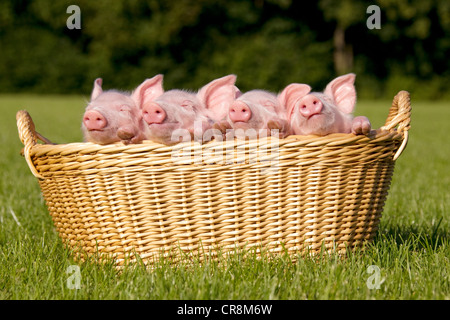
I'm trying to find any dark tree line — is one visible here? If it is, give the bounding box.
[0,0,449,99]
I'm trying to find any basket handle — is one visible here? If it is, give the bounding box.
[16,110,54,179]
[381,91,411,161]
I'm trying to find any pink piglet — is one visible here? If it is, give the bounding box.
[141,74,239,145]
[280,73,371,136]
[214,89,293,140]
[82,78,148,145]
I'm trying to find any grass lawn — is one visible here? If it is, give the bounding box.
[0,93,448,300]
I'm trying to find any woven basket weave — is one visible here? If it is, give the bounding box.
[16,91,411,266]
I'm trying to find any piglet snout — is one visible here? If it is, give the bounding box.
[299,95,323,118]
[143,103,166,124]
[229,101,251,123]
[83,110,107,131]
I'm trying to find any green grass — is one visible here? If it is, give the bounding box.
[0,94,448,300]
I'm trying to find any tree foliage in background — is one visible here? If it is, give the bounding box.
[0,0,449,99]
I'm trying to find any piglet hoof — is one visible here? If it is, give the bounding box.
[118,128,135,139]
[267,120,282,131]
[212,121,232,134]
[117,127,137,145]
[121,139,132,145]
[267,120,282,138]
[267,120,290,138]
[129,135,144,144]
[351,116,371,135]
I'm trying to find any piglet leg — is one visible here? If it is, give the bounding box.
[267,119,292,138]
[212,120,233,139]
[351,116,371,135]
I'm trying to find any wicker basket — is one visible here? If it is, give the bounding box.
[16,91,411,266]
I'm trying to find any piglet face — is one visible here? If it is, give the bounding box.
[229,90,281,130]
[289,92,354,135]
[282,74,357,135]
[219,90,292,139]
[141,74,239,145]
[142,90,202,145]
[82,79,145,145]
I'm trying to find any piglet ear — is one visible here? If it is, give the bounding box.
[324,73,356,114]
[278,83,311,118]
[234,86,243,98]
[197,74,238,121]
[131,74,164,108]
[91,78,103,101]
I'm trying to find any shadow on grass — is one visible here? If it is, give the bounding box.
[372,217,449,251]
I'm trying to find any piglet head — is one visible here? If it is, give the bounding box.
[229,90,283,131]
[282,73,357,135]
[141,74,239,144]
[209,89,292,140]
[131,74,186,144]
[82,78,146,145]
[143,90,204,144]
[138,74,208,145]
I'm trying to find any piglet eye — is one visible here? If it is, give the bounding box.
[120,105,131,112]
[181,100,194,109]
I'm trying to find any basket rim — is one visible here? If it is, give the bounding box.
[28,128,401,154]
